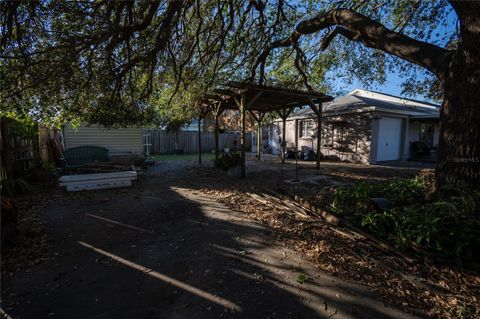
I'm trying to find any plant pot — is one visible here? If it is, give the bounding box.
[227,165,241,178]
[175,149,184,155]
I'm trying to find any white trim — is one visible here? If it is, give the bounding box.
[348,89,439,110]
[59,171,137,183]
[283,105,435,121]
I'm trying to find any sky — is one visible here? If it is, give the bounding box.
[331,72,407,100]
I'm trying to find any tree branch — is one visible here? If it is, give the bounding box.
[256,8,454,80]
[251,31,300,83]
[320,26,356,50]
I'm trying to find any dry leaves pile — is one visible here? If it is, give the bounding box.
[1,189,97,276]
[1,193,51,275]
[199,179,480,319]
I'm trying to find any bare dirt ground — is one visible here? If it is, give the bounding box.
[1,156,478,318]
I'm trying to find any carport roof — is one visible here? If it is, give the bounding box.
[199,81,333,113]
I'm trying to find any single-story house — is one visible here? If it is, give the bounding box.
[269,89,440,164]
[63,124,144,158]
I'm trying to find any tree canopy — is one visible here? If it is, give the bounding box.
[1,1,456,127]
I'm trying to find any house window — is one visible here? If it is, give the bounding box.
[322,123,334,147]
[420,122,434,146]
[328,121,355,151]
[299,120,314,138]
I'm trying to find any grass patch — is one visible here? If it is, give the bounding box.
[296,273,310,284]
[151,153,215,161]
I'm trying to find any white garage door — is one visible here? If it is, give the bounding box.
[377,118,402,161]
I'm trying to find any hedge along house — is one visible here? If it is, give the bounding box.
[269,89,440,164]
[63,124,144,159]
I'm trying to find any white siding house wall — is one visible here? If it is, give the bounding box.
[63,124,144,155]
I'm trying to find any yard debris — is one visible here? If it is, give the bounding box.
[1,187,101,276]
[192,165,479,319]
[3,161,478,318]
[1,194,51,275]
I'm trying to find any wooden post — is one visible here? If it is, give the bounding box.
[249,111,264,160]
[282,116,287,164]
[258,113,265,159]
[214,113,219,161]
[240,94,246,178]
[233,91,261,178]
[316,109,321,169]
[256,122,261,159]
[212,101,223,161]
[294,118,299,154]
[276,108,293,164]
[197,113,202,164]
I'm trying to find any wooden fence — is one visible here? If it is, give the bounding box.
[144,130,252,155]
[1,119,39,180]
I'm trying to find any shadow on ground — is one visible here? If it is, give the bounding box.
[1,159,421,319]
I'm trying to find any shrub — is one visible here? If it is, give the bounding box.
[393,199,480,259]
[330,178,426,223]
[329,177,480,260]
[214,151,241,171]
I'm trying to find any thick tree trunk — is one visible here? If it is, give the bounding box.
[436,4,480,188]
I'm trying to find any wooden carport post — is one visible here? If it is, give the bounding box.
[212,101,223,161]
[308,100,322,169]
[197,106,209,165]
[276,108,293,164]
[234,91,263,178]
[249,111,265,159]
[197,112,202,164]
[239,93,246,177]
[214,115,219,160]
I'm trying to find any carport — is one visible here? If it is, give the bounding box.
[196,82,333,177]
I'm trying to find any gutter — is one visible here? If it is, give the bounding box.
[275,106,438,121]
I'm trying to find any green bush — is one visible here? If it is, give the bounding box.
[393,199,480,258]
[41,161,57,173]
[329,178,480,260]
[214,151,241,171]
[330,178,426,223]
